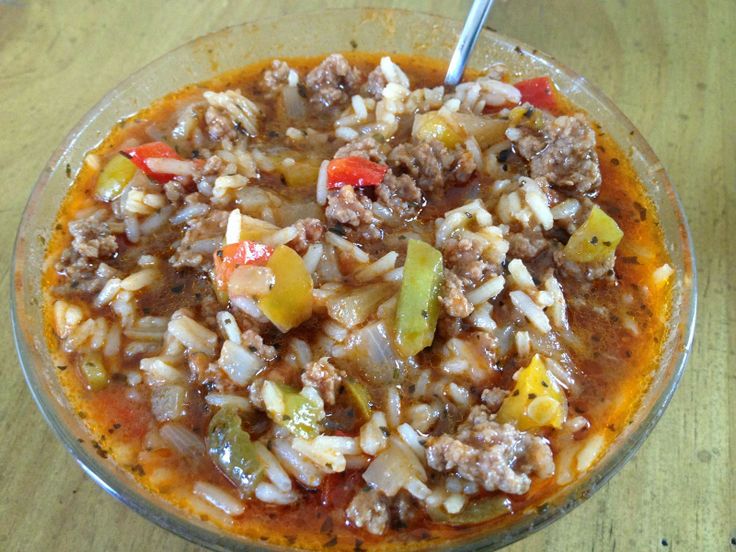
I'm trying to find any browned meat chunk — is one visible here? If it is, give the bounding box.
[426,405,554,495]
[170,209,228,269]
[334,136,387,164]
[241,329,277,361]
[325,185,381,240]
[262,59,291,94]
[375,173,423,219]
[439,270,473,318]
[507,227,548,260]
[287,218,325,255]
[388,140,476,193]
[481,387,508,412]
[68,210,119,259]
[553,248,616,281]
[364,65,387,99]
[301,357,343,405]
[55,210,120,295]
[513,113,601,196]
[442,235,499,286]
[305,54,361,109]
[346,488,390,536]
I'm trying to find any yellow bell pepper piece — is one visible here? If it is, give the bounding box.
[564,205,624,263]
[258,245,313,332]
[95,154,137,202]
[280,159,321,189]
[414,111,466,149]
[496,354,565,430]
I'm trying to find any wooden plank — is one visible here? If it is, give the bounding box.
[0,1,731,550]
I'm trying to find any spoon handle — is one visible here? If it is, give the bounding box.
[444,0,495,86]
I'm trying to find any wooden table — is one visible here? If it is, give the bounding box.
[1,1,732,550]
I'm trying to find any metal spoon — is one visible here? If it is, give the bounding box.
[445,0,495,86]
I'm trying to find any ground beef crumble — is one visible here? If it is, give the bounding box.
[442,235,499,286]
[334,136,387,163]
[375,173,423,219]
[512,113,601,196]
[364,65,387,99]
[426,405,554,495]
[388,140,476,193]
[440,270,474,318]
[301,357,343,405]
[287,218,325,255]
[169,209,228,269]
[325,185,381,240]
[346,488,390,536]
[55,210,119,295]
[305,54,362,109]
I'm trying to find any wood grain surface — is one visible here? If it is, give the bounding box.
[0,1,732,551]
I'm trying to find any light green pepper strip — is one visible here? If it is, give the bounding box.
[263,382,323,440]
[394,239,444,357]
[80,352,109,391]
[428,496,511,526]
[344,378,372,422]
[207,407,263,495]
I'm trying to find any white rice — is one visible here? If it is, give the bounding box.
[94,278,122,308]
[254,482,298,505]
[466,275,505,305]
[270,438,323,488]
[385,387,402,429]
[551,198,581,220]
[302,243,323,274]
[359,411,389,456]
[168,315,218,356]
[120,268,158,292]
[216,311,241,344]
[316,160,329,205]
[193,481,245,516]
[262,225,298,247]
[170,202,210,225]
[509,290,552,333]
[225,209,242,245]
[382,266,404,282]
[380,56,410,88]
[218,340,263,386]
[254,442,292,492]
[515,330,531,357]
[204,393,251,411]
[144,157,197,176]
[140,358,186,385]
[353,251,398,282]
[230,296,268,322]
[325,230,370,263]
[507,259,535,290]
[335,126,359,141]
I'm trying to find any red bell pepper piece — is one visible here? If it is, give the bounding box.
[327,157,389,190]
[213,241,274,290]
[122,141,181,183]
[514,76,561,112]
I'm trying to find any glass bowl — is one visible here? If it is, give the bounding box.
[10,7,696,551]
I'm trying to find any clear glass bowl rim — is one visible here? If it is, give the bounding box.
[10,7,697,552]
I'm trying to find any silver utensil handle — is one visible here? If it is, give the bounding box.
[444,0,495,86]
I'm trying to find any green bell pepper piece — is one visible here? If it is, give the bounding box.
[394,239,443,357]
[207,407,263,494]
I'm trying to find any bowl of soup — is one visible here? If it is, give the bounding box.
[11,8,696,551]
